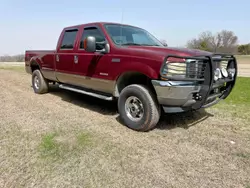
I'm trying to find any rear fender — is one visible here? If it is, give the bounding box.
[29,57,42,72]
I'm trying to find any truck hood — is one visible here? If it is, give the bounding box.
[126,46,213,59]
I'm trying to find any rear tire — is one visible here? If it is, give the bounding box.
[118,84,161,132]
[32,70,49,94]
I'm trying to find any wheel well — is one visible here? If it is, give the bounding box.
[114,72,156,97]
[30,61,40,72]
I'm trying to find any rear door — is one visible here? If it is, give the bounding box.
[55,28,79,84]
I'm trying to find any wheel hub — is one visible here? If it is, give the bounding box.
[125,96,144,121]
[34,76,40,89]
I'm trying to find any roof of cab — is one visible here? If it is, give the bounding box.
[64,22,141,30]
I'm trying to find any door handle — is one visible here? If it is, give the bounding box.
[56,54,59,62]
[74,55,78,64]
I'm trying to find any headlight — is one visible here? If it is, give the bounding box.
[166,62,187,77]
[221,67,228,77]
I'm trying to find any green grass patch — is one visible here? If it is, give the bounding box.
[235,152,250,159]
[213,77,250,124]
[39,133,60,158]
[38,131,95,160]
[224,77,250,105]
[76,132,93,147]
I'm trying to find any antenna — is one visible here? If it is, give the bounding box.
[121,7,124,24]
[119,7,124,46]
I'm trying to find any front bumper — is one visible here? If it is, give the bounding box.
[152,54,237,113]
[152,80,200,112]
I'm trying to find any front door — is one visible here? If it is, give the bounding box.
[74,25,115,94]
[55,28,79,84]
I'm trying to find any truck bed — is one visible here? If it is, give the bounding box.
[25,50,55,63]
[25,50,56,74]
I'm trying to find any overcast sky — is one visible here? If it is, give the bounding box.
[0,0,249,55]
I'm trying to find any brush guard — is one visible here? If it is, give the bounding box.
[159,53,238,110]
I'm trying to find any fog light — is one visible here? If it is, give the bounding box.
[228,68,236,78]
[214,68,222,81]
[193,93,202,101]
[221,67,228,77]
[214,88,219,93]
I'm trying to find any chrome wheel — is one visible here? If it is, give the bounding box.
[125,96,144,121]
[34,75,40,90]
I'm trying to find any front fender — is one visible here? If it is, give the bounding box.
[115,61,159,80]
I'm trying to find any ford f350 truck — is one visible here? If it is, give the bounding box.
[25,22,237,131]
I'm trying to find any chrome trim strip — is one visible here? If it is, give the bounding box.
[151,80,197,86]
[59,84,113,101]
[55,72,115,94]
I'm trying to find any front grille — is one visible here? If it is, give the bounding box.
[162,60,207,81]
[186,60,207,79]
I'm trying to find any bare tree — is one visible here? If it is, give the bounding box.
[219,30,238,53]
[209,33,222,52]
[186,30,238,53]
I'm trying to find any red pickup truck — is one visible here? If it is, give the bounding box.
[25,22,237,131]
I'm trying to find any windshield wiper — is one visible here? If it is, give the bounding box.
[120,43,141,46]
[140,44,161,46]
[120,43,161,47]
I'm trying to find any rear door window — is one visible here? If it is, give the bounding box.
[60,29,78,49]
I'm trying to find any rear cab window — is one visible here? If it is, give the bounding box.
[60,29,78,50]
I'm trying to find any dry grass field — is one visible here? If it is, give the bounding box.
[0,60,250,188]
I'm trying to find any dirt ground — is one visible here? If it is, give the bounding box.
[238,64,250,77]
[235,55,250,77]
[0,68,250,188]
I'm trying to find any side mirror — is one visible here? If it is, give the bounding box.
[84,36,110,54]
[84,36,96,52]
[103,43,110,54]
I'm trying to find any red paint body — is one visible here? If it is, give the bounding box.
[25,22,212,82]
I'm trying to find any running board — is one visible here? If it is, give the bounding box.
[59,84,114,101]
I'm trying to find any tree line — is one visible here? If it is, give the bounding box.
[0,31,249,62]
[0,54,24,62]
[186,30,250,55]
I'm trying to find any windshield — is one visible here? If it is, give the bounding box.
[104,24,163,47]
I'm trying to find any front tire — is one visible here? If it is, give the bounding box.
[32,70,49,94]
[118,84,161,131]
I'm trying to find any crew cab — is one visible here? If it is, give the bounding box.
[25,22,237,131]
